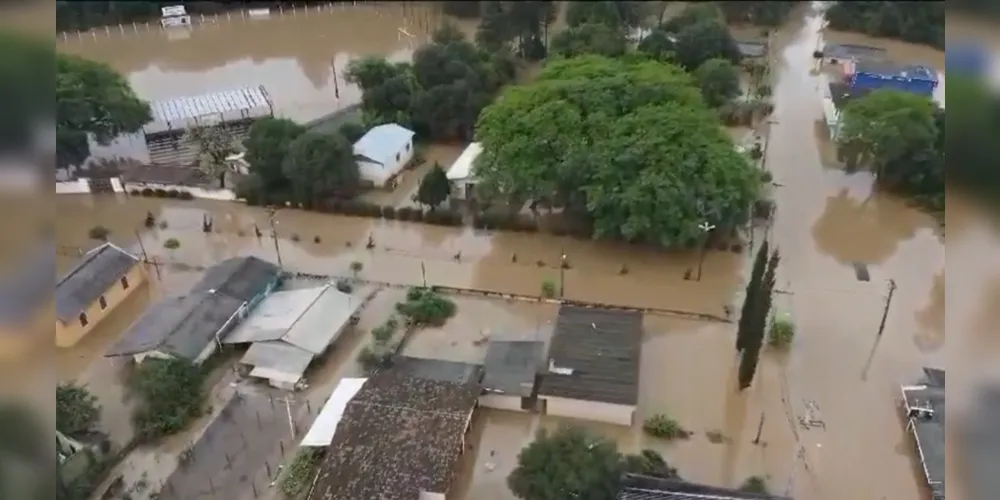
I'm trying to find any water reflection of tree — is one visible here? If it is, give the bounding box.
[811,189,930,265]
[913,271,944,352]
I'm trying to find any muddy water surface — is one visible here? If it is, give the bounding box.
[57,3,469,122]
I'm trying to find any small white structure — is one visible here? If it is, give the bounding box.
[143,86,273,136]
[352,123,416,188]
[300,377,367,447]
[225,285,363,390]
[160,5,192,28]
[446,142,482,201]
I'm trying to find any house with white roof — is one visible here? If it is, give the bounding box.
[352,123,416,188]
[446,142,482,201]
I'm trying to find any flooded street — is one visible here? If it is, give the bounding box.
[47,3,1000,500]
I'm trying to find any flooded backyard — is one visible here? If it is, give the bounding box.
[45,3,1000,500]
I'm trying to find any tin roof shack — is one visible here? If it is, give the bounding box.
[900,367,945,500]
[55,243,147,348]
[618,474,792,500]
[537,306,643,426]
[307,357,482,500]
[480,339,544,412]
[223,284,363,390]
[846,60,939,97]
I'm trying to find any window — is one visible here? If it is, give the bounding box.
[79,313,88,327]
[99,296,108,310]
[396,153,401,162]
[121,276,129,289]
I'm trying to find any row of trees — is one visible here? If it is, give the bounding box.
[345,24,517,142]
[825,1,945,49]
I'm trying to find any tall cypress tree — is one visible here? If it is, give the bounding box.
[739,248,781,390]
[736,239,769,351]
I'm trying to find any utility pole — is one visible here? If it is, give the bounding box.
[266,207,284,269]
[559,248,567,298]
[876,279,897,338]
[695,221,716,281]
[135,229,160,281]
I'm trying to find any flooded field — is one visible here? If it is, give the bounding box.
[45,2,1000,500]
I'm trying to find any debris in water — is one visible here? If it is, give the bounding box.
[511,253,517,263]
[536,260,546,267]
[852,262,870,281]
[314,236,321,243]
[683,269,693,280]
[453,251,462,261]
[619,264,629,275]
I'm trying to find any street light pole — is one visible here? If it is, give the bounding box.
[266,207,284,269]
[559,249,567,298]
[695,221,716,281]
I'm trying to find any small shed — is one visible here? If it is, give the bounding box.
[537,306,643,426]
[225,284,363,389]
[446,142,483,201]
[353,123,416,188]
[479,340,544,412]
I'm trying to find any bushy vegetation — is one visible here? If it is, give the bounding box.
[128,358,207,441]
[56,383,101,438]
[163,238,180,250]
[825,2,945,49]
[767,314,795,348]
[87,225,110,241]
[642,413,691,440]
[540,279,557,298]
[395,287,457,326]
[278,447,322,498]
[739,475,769,494]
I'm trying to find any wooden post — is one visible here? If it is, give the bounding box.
[876,279,897,337]
[753,412,765,444]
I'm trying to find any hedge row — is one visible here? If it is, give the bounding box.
[129,187,195,200]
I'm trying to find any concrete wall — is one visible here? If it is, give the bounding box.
[542,396,635,427]
[479,393,527,412]
[56,263,148,348]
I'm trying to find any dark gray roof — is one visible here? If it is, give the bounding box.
[736,41,767,58]
[619,475,791,500]
[308,357,482,500]
[56,243,140,322]
[105,291,244,359]
[537,306,643,405]
[963,385,1000,500]
[902,368,945,498]
[388,356,482,385]
[0,243,54,327]
[191,256,280,302]
[483,340,544,396]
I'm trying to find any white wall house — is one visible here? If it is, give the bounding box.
[353,124,416,188]
[446,142,482,201]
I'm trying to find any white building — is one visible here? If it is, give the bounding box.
[223,284,363,390]
[352,123,416,188]
[446,142,482,201]
[537,306,643,426]
[160,5,192,28]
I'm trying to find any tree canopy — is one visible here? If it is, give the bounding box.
[837,89,944,211]
[474,1,557,59]
[475,56,761,246]
[416,163,452,208]
[56,383,101,438]
[694,58,741,107]
[347,25,516,142]
[717,1,802,27]
[240,117,306,202]
[550,23,627,59]
[565,1,648,30]
[825,1,945,49]
[56,52,151,168]
[508,426,680,500]
[283,132,360,205]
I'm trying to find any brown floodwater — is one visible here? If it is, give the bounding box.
[46,3,1000,500]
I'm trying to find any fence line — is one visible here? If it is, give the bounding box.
[57,2,434,44]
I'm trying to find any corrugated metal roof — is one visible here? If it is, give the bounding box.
[353,123,414,167]
[240,341,313,380]
[223,286,327,345]
[149,87,270,124]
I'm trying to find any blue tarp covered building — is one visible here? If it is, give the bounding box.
[846,60,938,97]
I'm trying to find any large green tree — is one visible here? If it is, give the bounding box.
[508,426,679,500]
[56,383,101,438]
[825,1,945,49]
[837,89,943,209]
[550,23,627,59]
[283,132,360,205]
[475,56,761,246]
[636,28,676,61]
[416,164,452,209]
[242,117,306,197]
[56,53,151,167]
[694,58,741,107]
[671,19,742,71]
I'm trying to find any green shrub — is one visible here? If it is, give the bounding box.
[178,190,195,200]
[56,383,101,438]
[382,206,397,219]
[371,322,396,344]
[768,315,795,347]
[129,358,206,441]
[395,287,457,326]
[349,261,363,277]
[357,344,394,374]
[128,189,141,196]
[739,475,768,494]
[279,448,322,498]
[153,188,168,197]
[335,278,353,293]
[88,225,110,241]
[643,413,690,440]
[140,187,155,197]
[163,238,180,250]
[540,279,557,298]
[165,189,180,198]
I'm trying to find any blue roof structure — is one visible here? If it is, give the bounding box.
[855,61,938,82]
[352,124,415,166]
